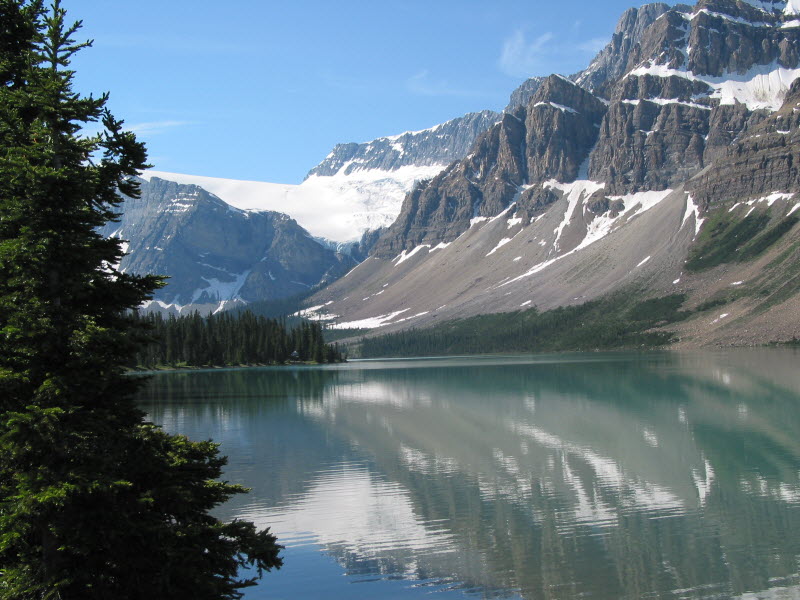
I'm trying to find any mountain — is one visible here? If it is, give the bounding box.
[307,110,501,177]
[302,0,800,347]
[142,112,500,245]
[115,106,504,314]
[103,177,354,315]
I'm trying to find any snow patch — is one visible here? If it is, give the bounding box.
[331,309,410,330]
[392,311,430,324]
[682,194,705,237]
[294,302,338,322]
[622,98,712,110]
[636,256,651,268]
[533,101,578,114]
[393,244,431,266]
[627,61,800,112]
[507,214,523,228]
[544,180,606,252]
[487,236,515,257]
[191,270,251,304]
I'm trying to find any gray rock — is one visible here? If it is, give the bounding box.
[103,177,354,312]
[505,77,545,113]
[690,77,800,209]
[372,75,607,257]
[574,3,676,96]
[306,110,501,178]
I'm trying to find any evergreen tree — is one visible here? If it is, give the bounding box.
[0,2,281,598]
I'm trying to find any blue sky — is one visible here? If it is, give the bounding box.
[65,0,671,184]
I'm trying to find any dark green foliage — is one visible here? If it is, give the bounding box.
[686,211,770,271]
[696,298,727,312]
[626,294,690,324]
[0,2,281,597]
[132,310,344,368]
[686,209,798,272]
[358,294,690,358]
[738,216,799,262]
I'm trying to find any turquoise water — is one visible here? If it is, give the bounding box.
[137,350,800,599]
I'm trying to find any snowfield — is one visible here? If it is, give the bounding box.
[143,164,444,243]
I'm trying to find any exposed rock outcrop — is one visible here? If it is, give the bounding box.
[104,178,354,313]
[574,3,677,95]
[306,110,501,178]
[372,76,607,257]
[690,77,800,208]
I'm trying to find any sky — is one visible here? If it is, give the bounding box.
[64,0,670,184]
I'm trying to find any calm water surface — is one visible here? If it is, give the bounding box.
[136,350,800,599]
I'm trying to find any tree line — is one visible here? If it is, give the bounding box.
[358,293,690,358]
[132,310,344,368]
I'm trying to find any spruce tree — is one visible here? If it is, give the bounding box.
[0,2,281,598]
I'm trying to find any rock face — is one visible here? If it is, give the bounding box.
[372,76,608,257]
[376,0,800,250]
[504,77,545,113]
[303,0,800,347]
[574,2,676,95]
[103,178,354,314]
[691,77,800,208]
[306,110,501,178]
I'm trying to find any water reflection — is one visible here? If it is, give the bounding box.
[138,350,800,599]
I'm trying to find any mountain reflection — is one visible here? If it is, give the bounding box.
[138,350,800,599]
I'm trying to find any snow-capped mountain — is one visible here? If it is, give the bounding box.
[117,108,501,313]
[302,0,800,346]
[306,110,500,178]
[104,177,355,314]
[143,166,442,245]
[142,111,500,244]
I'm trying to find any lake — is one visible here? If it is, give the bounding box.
[136,350,800,599]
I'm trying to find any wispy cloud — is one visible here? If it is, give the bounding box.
[127,120,194,136]
[577,37,609,54]
[499,30,555,78]
[498,27,611,78]
[406,70,489,98]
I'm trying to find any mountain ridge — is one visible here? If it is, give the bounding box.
[300,0,800,347]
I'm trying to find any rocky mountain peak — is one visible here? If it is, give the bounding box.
[573,2,676,95]
[305,110,501,179]
[505,77,546,113]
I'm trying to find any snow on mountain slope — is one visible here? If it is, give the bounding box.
[144,165,443,243]
[302,180,701,330]
[742,0,800,14]
[627,60,800,112]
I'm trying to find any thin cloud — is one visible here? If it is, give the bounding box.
[406,70,489,98]
[127,120,194,136]
[498,30,555,78]
[578,37,609,54]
